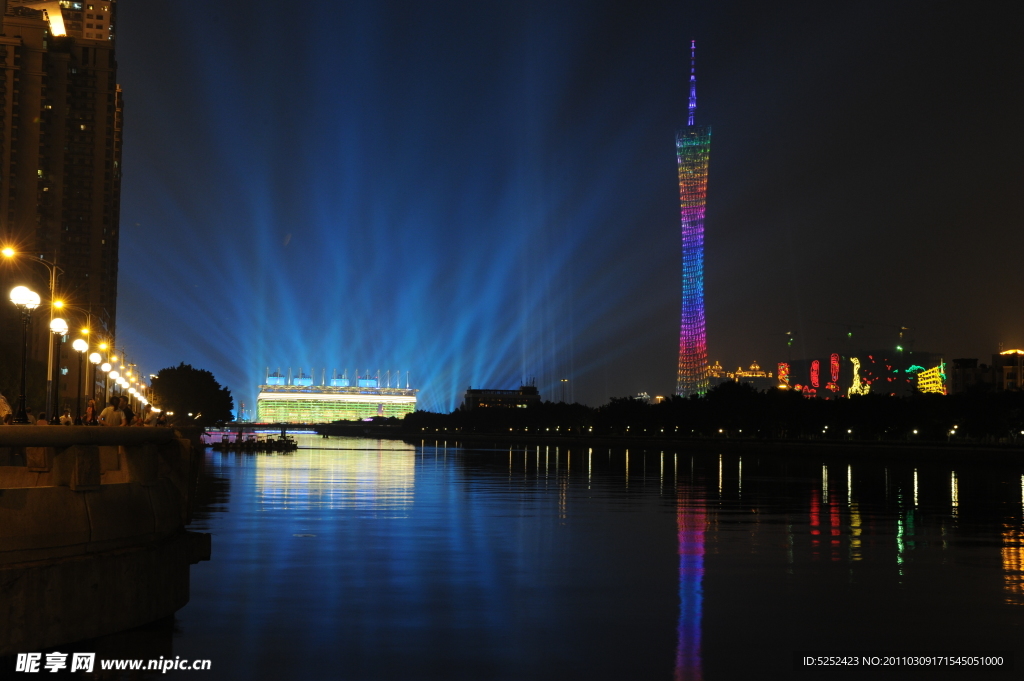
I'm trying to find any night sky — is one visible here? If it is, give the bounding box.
[114,0,1022,413]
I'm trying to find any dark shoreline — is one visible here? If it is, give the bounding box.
[311,424,1024,464]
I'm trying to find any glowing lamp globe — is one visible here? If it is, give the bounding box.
[10,286,40,309]
[101,362,112,373]
[89,352,102,365]
[72,338,88,353]
[50,317,69,335]
[109,370,120,380]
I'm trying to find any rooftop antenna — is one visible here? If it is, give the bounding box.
[688,39,697,126]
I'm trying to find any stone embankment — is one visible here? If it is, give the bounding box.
[0,427,210,656]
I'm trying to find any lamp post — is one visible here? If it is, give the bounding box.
[2,249,63,421]
[101,362,111,405]
[9,286,40,423]
[88,352,101,403]
[48,317,68,423]
[108,370,120,407]
[72,338,88,424]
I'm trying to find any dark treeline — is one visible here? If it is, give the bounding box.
[403,382,1024,444]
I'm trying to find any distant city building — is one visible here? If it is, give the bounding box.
[0,1,123,413]
[462,385,540,410]
[950,350,1024,393]
[708,361,775,391]
[256,368,417,422]
[707,361,728,387]
[916,364,947,394]
[675,40,711,398]
[779,350,945,398]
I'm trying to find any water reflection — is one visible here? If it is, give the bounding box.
[1004,526,1024,605]
[675,482,704,681]
[164,439,1024,680]
[252,441,415,514]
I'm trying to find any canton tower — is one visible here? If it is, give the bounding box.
[675,40,711,397]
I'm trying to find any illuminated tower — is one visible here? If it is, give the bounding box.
[675,40,711,397]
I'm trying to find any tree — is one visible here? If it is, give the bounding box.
[151,363,234,426]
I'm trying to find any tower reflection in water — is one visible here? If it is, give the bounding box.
[676,481,705,681]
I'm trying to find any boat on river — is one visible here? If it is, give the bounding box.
[210,434,298,453]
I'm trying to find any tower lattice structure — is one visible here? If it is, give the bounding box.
[675,40,710,397]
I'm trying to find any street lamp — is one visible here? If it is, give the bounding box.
[2,249,64,420]
[88,352,101,403]
[9,286,40,423]
[101,362,112,404]
[72,338,88,424]
[48,317,68,423]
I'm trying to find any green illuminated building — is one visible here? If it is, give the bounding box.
[256,372,417,423]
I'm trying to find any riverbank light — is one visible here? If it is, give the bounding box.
[89,352,101,365]
[10,286,41,422]
[10,285,41,309]
[50,318,68,335]
[101,362,112,373]
[5,250,64,418]
[71,338,88,424]
[109,370,119,380]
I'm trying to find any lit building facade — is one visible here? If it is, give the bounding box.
[708,361,775,391]
[676,40,711,397]
[256,369,417,423]
[461,385,540,410]
[950,350,1024,393]
[778,351,945,397]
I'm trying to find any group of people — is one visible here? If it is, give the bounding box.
[91,396,164,427]
[0,396,166,426]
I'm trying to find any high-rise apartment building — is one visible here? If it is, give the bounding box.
[0,0,122,415]
[675,40,710,397]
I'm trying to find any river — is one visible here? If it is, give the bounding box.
[163,435,1024,679]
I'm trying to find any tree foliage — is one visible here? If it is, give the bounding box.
[151,362,234,426]
[403,383,1024,444]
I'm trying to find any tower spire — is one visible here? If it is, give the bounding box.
[687,40,697,126]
